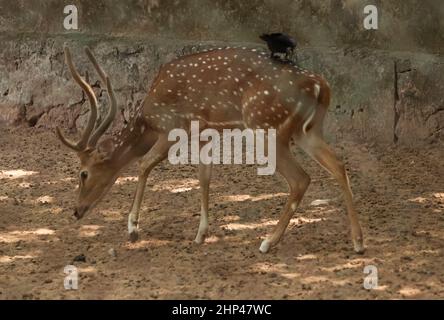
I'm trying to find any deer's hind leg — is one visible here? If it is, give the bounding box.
[128,134,174,242]
[259,141,311,253]
[298,132,364,253]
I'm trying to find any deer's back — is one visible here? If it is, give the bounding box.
[141,47,329,133]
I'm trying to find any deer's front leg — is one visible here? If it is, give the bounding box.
[194,162,212,244]
[128,171,149,242]
[128,135,172,242]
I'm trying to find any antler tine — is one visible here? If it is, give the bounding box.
[88,76,117,147]
[55,126,81,151]
[57,46,98,152]
[84,47,107,83]
[84,47,117,148]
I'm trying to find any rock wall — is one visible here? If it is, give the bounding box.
[2,0,443,54]
[0,0,443,145]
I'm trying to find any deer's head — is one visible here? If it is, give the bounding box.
[56,47,119,219]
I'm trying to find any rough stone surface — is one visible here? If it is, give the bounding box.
[0,1,443,145]
[394,56,444,144]
[1,0,443,54]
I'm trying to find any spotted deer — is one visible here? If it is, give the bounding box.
[57,45,364,254]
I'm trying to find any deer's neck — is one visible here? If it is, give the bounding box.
[111,116,158,170]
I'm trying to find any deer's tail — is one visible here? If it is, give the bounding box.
[301,80,331,136]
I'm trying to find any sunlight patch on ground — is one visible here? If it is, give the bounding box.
[301,275,351,287]
[0,254,36,263]
[222,216,323,231]
[100,210,123,221]
[398,287,422,297]
[18,182,32,188]
[301,275,329,283]
[150,178,200,193]
[171,186,194,193]
[372,285,389,291]
[77,266,97,273]
[310,198,335,206]
[420,249,441,255]
[215,235,254,246]
[78,225,102,237]
[280,272,302,279]
[124,239,172,249]
[296,254,318,261]
[321,258,375,273]
[204,236,220,243]
[304,207,341,218]
[49,207,64,215]
[116,176,138,185]
[287,217,325,231]
[292,217,324,225]
[0,169,38,180]
[221,220,278,231]
[219,192,287,203]
[32,228,54,235]
[409,196,427,203]
[35,195,55,205]
[403,248,440,256]
[219,215,241,222]
[250,262,289,274]
[40,177,75,186]
[0,228,55,243]
[408,192,444,205]
[414,229,444,240]
[433,192,444,200]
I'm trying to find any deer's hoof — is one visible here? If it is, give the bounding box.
[194,237,204,245]
[194,232,207,245]
[353,238,365,254]
[129,230,139,243]
[259,239,271,253]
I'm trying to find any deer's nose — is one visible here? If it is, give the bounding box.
[73,209,81,220]
[73,206,88,220]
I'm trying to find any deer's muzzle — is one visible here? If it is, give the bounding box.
[73,206,89,220]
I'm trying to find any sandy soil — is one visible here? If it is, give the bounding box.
[0,126,443,300]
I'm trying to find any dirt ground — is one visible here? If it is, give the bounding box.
[0,126,443,300]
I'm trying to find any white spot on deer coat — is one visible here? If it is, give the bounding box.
[314,84,321,98]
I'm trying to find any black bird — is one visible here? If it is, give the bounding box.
[260,33,296,61]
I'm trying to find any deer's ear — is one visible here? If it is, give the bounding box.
[97,138,115,160]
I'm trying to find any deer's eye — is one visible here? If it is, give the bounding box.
[80,171,88,180]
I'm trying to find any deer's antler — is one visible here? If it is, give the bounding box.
[84,47,117,148]
[56,46,117,151]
